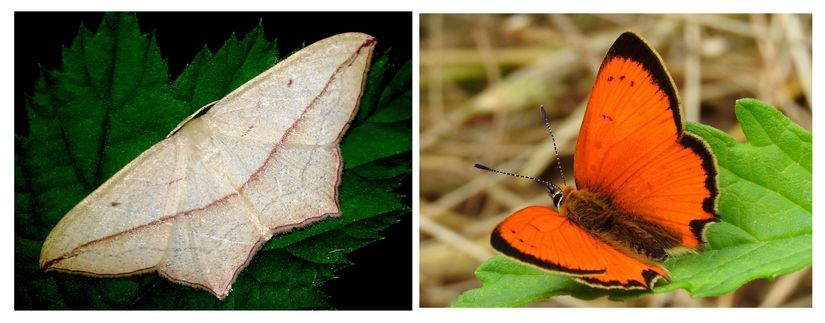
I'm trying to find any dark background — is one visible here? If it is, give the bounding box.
[15,12,412,310]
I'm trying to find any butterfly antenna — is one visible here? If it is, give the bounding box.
[539,106,567,186]
[473,163,554,187]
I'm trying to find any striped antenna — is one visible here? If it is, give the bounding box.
[473,163,554,187]
[539,106,567,186]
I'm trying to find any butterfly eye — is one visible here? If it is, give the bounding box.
[547,184,564,208]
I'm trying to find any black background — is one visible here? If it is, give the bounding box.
[15,12,412,310]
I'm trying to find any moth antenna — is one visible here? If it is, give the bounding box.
[539,106,567,186]
[473,163,553,187]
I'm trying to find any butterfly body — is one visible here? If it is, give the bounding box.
[558,185,682,264]
[487,32,719,290]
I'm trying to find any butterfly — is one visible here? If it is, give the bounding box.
[478,32,720,290]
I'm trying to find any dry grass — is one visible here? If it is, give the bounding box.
[418,14,812,307]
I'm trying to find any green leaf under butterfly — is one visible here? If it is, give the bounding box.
[15,12,411,309]
[454,98,811,307]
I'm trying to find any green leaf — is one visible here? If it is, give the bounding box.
[171,25,279,113]
[454,98,812,307]
[16,13,411,309]
[662,98,812,296]
[342,51,412,169]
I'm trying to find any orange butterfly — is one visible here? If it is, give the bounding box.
[479,32,720,289]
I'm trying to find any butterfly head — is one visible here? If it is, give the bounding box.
[546,183,564,209]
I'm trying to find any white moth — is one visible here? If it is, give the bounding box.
[40,32,377,300]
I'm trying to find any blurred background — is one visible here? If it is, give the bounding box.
[419,14,811,307]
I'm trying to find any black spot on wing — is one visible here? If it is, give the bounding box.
[602,32,682,134]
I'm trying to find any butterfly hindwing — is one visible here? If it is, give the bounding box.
[492,205,668,287]
[574,243,669,290]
